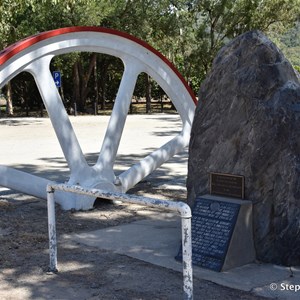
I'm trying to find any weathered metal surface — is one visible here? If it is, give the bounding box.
[181,217,193,300]
[0,27,196,210]
[47,183,193,299]
[47,187,58,273]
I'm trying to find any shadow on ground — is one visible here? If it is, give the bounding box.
[0,116,266,299]
[0,191,265,300]
[4,148,188,191]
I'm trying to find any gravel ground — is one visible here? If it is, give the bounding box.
[0,187,267,300]
[0,116,267,299]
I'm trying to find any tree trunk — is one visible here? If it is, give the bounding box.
[73,61,81,113]
[99,78,106,110]
[60,83,65,104]
[98,59,110,110]
[6,82,13,116]
[145,73,151,114]
[94,58,99,114]
[80,53,97,112]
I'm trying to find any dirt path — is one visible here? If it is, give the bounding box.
[0,188,266,300]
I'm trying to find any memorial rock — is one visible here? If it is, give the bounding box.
[187,31,300,266]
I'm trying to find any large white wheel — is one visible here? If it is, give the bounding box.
[0,27,196,210]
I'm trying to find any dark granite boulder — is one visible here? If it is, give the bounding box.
[187,30,300,265]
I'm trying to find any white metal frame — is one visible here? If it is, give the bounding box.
[47,183,193,300]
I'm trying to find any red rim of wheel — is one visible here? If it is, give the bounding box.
[0,26,197,105]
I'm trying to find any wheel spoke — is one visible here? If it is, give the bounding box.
[0,165,52,199]
[96,59,140,170]
[0,28,196,210]
[118,134,187,192]
[25,57,89,176]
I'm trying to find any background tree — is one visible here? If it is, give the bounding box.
[0,0,299,115]
[0,0,35,115]
[176,0,300,84]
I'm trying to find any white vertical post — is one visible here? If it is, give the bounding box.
[181,216,193,300]
[47,185,58,273]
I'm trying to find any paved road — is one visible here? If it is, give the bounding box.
[0,115,187,186]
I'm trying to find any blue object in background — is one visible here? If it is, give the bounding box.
[53,71,61,87]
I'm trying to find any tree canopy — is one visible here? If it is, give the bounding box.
[1,0,299,115]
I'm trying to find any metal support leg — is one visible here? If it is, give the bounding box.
[46,183,193,298]
[181,216,193,300]
[47,186,58,273]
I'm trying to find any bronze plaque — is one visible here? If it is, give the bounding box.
[210,172,244,199]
